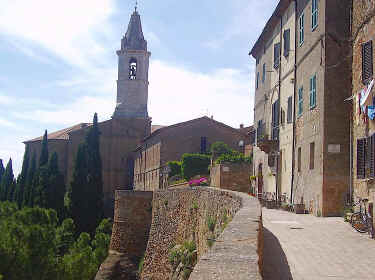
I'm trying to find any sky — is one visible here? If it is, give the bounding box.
[0,0,277,174]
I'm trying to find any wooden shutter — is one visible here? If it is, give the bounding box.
[283,29,290,57]
[370,134,375,177]
[357,138,366,179]
[287,96,293,123]
[274,43,280,69]
[362,40,373,84]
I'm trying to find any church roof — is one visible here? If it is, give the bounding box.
[24,123,91,143]
[121,9,147,51]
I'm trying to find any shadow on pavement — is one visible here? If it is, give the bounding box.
[263,227,293,280]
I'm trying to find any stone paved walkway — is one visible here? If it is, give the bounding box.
[262,208,375,280]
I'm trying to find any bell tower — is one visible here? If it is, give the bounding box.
[113,7,150,119]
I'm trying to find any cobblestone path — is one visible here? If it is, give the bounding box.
[262,208,375,280]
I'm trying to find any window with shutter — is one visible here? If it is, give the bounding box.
[283,29,290,57]
[287,96,293,123]
[298,87,303,116]
[310,142,315,170]
[311,0,318,30]
[262,63,266,83]
[370,134,375,177]
[362,40,373,84]
[299,13,304,45]
[310,74,317,109]
[298,147,301,172]
[256,72,259,89]
[357,138,366,179]
[274,43,281,69]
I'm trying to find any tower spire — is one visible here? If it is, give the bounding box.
[135,0,138,12]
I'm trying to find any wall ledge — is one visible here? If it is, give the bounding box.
[189,188,262,280]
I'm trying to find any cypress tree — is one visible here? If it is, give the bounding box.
[39,130,49,167]
[23,153,36,207]
[0,159,4,183]
[67,143,89,234]
[35,130,49,208]
[0,159,14,201]
[14,146,30,207]
[48,152,66,219]
[85,113,104,231]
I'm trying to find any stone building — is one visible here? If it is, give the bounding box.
[351,1,375,214]
[133,117,249,191]
[24,8,152,215]
[250,0,352,216]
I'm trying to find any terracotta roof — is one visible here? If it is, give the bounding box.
[151,125,164,133]
[24,123,91,143]
[134,116,247,151]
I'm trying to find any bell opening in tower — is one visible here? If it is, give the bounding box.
[129,58,137,80]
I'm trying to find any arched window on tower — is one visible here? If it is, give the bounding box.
[129,58,137,80]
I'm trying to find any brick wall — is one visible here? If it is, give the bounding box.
[210,162,252,193]
[140,187,242,280]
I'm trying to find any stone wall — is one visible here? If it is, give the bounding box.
[210,162,252,193]
[140,187,242,280]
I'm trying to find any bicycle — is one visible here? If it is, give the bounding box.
[350,198,374,239]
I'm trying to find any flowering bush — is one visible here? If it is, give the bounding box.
[189,177,208,187]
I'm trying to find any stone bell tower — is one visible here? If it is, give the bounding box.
[113,7,150,119]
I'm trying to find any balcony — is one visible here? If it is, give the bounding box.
[257,134,278,154]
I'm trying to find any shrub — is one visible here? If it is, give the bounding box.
[210,142,232,158]
[138,255,144,274]
[215,153,252,164]
[206,215,216,232]
[181,154,210,180]
[167,161,182,177]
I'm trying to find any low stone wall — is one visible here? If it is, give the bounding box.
[190,190,263,280]
[96,191,153,280]
[210,163,252,193]
[140,187,262,280]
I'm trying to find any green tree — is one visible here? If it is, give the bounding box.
[48,152,66,219]
[39,130,49,167]
[181,153,211,180]
[14,146,30,207]
[67,144,89,234]
[56,218,76,256]
[85,113,104,232]
[0,159,15,201]
[0,160,4,183]
[210,141,232,159]
[23,153,37,207]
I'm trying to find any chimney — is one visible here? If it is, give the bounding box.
[240,124,244,129]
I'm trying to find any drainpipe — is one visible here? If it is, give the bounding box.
[276,14,283,205]
[290,0,298,204]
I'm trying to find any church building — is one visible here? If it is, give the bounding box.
[24,8,153,215]
[24,7,249,215]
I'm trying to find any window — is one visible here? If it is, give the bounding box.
[310,74,317,109]
[369,135,375,178]
[298,147,301,172]
[200,137,207,154]
[311,0,318,30]
[271,100,279,141]
[262,63,266,83]
[129,58,137,80]
[249,130,256,145]
[274,43,281,69]
[283,29,290,57]
[299,13,304,45]
[256,72,260,89]
[287,96,293,123]
[357,138,366,179]
[298,87,303,116]
[310,142,315,170]
[257,119,264,143]
[362,40,373,84]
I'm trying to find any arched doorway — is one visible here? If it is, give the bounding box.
[257,163,263,200]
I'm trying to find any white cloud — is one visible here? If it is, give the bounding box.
[0,0,116,69]
[148,60,253,127]
[0,118,15,127]
[0,94,14,105]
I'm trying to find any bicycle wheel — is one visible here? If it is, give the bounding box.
[351,212,368,233]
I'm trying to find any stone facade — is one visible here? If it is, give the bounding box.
[250,0,352,216]
[352,1,375,219]
[210,162,252,193]
[133,117,249,191]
